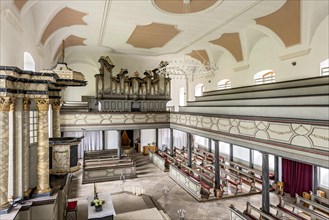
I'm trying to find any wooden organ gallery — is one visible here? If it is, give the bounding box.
[0,0,329,220]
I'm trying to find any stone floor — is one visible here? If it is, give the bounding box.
[68,152,280,220]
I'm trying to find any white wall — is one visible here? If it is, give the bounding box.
[140,129,156,152]
[104,130,118,150]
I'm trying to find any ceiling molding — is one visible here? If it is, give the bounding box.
[41,7,87,45]
[3,9,23,32]
[153,0,218,14]
[186,50,210,65]
[127,22,181,49]
[13,0,28,12]
[279,48,311,61]
[98,0,112,46]
[255,0,301,47]
[53,35,87,61]
[210,33,243,62]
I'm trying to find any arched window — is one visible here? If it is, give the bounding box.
[179,87,185,106]
[195,83,204,97]
[254,70,275,85]
[320,59,329,76]
[24,52,35,71]
[217,79,231,90]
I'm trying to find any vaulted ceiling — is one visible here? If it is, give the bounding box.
[9,0,328,65]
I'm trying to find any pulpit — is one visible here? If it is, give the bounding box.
[49,137,83,175]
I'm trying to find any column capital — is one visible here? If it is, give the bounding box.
[0,97,14,112]
[23,98,31,111]
[35,99,49,111]
[51,99,62,111]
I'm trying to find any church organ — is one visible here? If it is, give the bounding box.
[91,56,171,112]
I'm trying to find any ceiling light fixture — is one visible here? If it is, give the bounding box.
[163,0,218,80]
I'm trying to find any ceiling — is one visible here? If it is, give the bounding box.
[8,0,328,66]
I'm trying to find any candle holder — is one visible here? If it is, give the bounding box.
[178,209,186,220]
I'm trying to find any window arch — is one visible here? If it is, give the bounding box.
[254,70,275,85]
[24,52,35,71]
[217,79,231,90]
[320,59,329,76]
[179,87,185,106]
[195,83,204,97]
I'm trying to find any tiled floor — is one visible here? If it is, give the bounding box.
[68,153,280,220]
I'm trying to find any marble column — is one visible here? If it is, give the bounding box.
[312,165,318,194]
[187,133,192,168]
[23,98,31,197]
[117,130,122,159]
[207,138,211,153]
[169,128,174,156]
[262,153,270,214]
[214,140,220,189]
[8,101,14,201]
[35,99,51,194]
[0,97,13,208]
[14,98,24,198]
[229,143,233,162]
[274,156,279,184]
[249,149,254,169]
[51,100,61,138]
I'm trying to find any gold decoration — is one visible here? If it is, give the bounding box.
[0,97,14,112]
[23,98,31,111]
[36,99,50,111]
[51,100,62,111]
[61,40,65,63]
[9,102,14,112]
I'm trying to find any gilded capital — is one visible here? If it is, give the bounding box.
[0,97,14,112]
[51,100,62,111]
[23,98,31,111]
[36,99,50,111]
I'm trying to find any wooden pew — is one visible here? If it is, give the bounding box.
[278,196,327,220]
[310,191,329,207]
[296,194,329,216]
[229,204,254,220]
[243,202,278,220]
[270,204,303,220]
[180,163,213,197]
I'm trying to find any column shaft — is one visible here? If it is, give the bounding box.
[170,128,174,156]
[0,97,13,208]
[8,102,14,200]
[207,138,211,153]
[214,140,220,189]
[14,98,24,198]
[229,143,233,162]
[312,165,318,194]
[23,98,31,197]
[262,153,270,214]
[35,99,51,194]
[155,128,158,147]
[249,149,254,169]
[117,130,122,159]
[51,100,61,138]
[102,130,106,150]
[274,156,279,183]
[187,133,192,168]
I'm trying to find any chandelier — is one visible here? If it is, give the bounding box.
[161,1,218,79]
